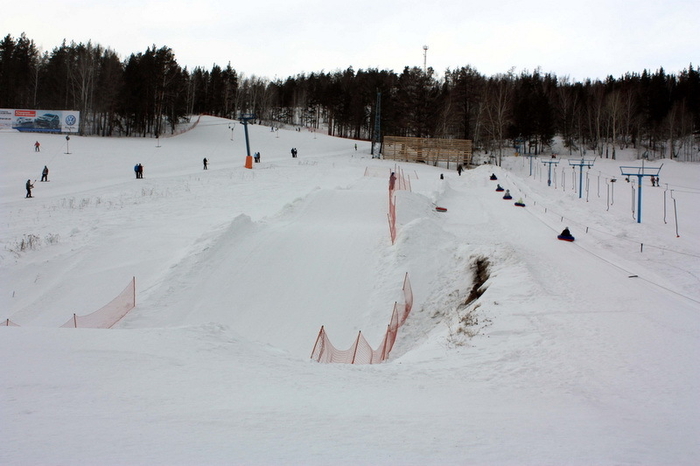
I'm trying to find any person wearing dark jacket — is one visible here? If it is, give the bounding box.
[25,179,34,198]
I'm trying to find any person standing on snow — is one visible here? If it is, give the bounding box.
[34,141,40,152]
[25,179,34,198]
[389,172,396,191]
[41,166,49,182]
[203,157,208,170]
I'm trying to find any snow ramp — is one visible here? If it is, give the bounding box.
[123,181,393,357]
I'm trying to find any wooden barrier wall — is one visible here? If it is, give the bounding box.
[382,136,473,167]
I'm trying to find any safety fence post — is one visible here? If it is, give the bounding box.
[351,332,362,364]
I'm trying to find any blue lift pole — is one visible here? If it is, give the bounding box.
[541,159,559,186]
[525,154,537,176]
[619,161,663,223]
[239,113,256,158]
[568,157,595,199]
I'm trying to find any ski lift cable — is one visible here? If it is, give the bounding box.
[517,202,700,305]
[512,182,697,258]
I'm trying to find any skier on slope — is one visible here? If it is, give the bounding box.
[25,179,34,198]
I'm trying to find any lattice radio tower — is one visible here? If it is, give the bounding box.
[371,90,382,158]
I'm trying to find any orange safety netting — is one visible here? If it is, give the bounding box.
[165,115,201,137]
[60,277,136,329]
[310,273,413,364]
[387,166,412,244]
[2,319,20,326]
[388,192,397,244]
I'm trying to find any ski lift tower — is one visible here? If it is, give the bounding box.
[541,157,559,186]
[239,113,256,167]
[568,157,596,199]
[525,153,537,176]
[619,160,663,223]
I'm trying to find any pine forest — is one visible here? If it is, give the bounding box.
[1,33,698,162]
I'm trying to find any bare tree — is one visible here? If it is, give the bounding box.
[605,88,624,159]
[483,70,514,165]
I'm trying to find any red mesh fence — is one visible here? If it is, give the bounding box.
[60,277,136,329]
[393,166,411,192]
[2,319,20,326]
[387,166,410,244]
[388,191,397,244]
[400,272,413,325]
[165,115,201,137]
[310,273,413,364]
[311,168,415,363]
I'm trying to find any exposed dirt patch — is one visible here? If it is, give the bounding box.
[464,256,490,305]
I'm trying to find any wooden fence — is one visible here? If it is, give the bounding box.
[382,136,473,168]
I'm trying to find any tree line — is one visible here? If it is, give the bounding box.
[2,33,698,162]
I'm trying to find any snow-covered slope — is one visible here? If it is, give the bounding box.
[2,117,699,465]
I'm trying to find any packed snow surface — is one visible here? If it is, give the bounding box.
[2,117,699,465]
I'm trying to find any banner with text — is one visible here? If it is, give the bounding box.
[0,108,80,133]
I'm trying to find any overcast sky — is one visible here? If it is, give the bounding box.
[4,0,697,81]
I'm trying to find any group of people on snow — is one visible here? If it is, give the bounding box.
[23,141,45,198]
[22,140,361,199]
[24,166,49,199]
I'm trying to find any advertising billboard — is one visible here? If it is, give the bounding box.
[0,108,80,133]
